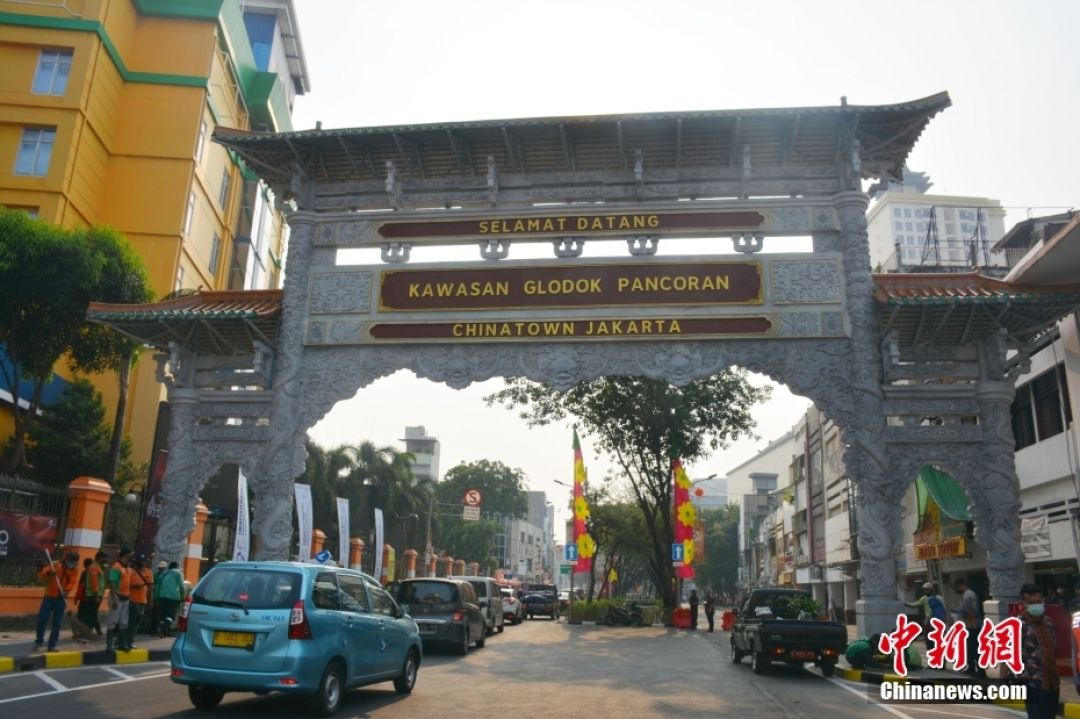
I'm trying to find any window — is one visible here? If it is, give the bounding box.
[905,222,913,231]
[893,208,902,217]
[338,573,371,613]
[209,233,221,275]
[15,127,56,176]
[1012,364,1072,449]
[903,208,912,217]
[193,569,300,609]
[311,572,340,610]
[218,168,232,208]
[33,49,72,95]
[895,221,904,231]
[194,119,207,164]
[183,191,195,236]
[370,587,397,616]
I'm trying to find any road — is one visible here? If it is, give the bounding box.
[0,620,1029,718]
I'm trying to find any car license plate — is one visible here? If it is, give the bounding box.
[418,624,436,634]
[212,631,255,649]
[789,650,815,660]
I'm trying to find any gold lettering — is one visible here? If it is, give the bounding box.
[585,321,594,335]
[478,221,488,234]
[527,219,540,232]
[589,278,601,293]
[513,219,525,232]
[558,217,567,230]
[618,216,630,229]
[563,321,574,334]
[673,276,686,291]
[528,322,540,336]
[648,214,659,228]
[669,319,681,333]
[625,321,638,334]
[659,276,672,291]
[687,277,700,291]
[453,324,463,337]
[408,284,420,298]
[641,320,653,333]
[617,277,628,292]
[596,322,609,335]
[464,324,477,337]
[611,321,622,334]
[500,323,512,336]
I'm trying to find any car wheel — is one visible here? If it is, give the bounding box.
[394,649,419,694]
[455,629,469,655]
[312,662,344,717]
[752,651,769,675]
[475,628,486,649]
[821,660,836,678]
[730,638,744,664]
[496,618,504,633]
[188,685,224,711]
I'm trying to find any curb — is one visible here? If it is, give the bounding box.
[0,647,171,673]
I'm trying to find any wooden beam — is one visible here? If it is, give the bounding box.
[674,118,683,169]
[559,123,576,172]
[729,116,742,167]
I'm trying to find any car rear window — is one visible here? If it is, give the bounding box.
[194,568,301,610]
[397,581,458,605]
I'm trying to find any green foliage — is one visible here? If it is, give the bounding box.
[486,374,769,608]
[693,504,741,596]
[787,594,822,618]
[437,519,501,566]
[436,459,528,517]
[23,378,130,487]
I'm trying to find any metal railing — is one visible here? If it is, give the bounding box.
[0,475,69,586]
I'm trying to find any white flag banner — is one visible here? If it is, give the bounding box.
[373,508,384,581]
[233,470,250,562]
[336,497,350,567]
[295,483,313,561]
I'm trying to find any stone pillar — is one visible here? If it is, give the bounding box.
[349,537,364,571]
[467,561,480,576]
[153,389,204,567]
[311,529,326,557]
[835,191,903,636]
[403,549,418,578]
[440,556,453,577]
[184,502,209,584]
[453,559,466,576]
[426,555,437,577]
[64,477,114,563]
[381,544,395,584]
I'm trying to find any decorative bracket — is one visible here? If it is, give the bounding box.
[732,233,763,254]
[380,242,412,263]
[627,236,659,256]
[487,155,498,206]
[480,238,510,260]
[634,148,645,200]
[385,160,403,210]
[850,138,862,179]
[153,352,173,387]
[553,237,585,258]
[881,331,900,374]
[740,145,752,199]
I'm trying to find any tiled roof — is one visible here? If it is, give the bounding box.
[874,272,1080,304]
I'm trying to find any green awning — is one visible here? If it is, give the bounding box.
[916,466,971,521]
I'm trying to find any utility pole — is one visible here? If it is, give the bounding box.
[423,492,433,577]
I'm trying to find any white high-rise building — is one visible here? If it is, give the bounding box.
[401,426,440,485]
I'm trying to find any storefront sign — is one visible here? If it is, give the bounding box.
[0,509,58,559]
[1020,516,1051,559]
[369,316,772,342]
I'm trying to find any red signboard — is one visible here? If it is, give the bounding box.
[0,509,59,559]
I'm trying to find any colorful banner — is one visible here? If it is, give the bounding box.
[295,483,313,561]
[0,509,58,559]
[133,448,168,559]
[571,428,594,573]
[373,508,385,581]
[233,470,250,562]
[672,459,695,579]
[336,497,350,567]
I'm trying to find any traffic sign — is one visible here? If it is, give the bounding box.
[463,488,483,507]
[560,565,571,575]
[462,506,480,521]
[671,543,685,563]
[564,544,578,561]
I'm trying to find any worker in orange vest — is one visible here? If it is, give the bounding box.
[34,551,79,652]
[126,555,154,649]
[105,547,132,652]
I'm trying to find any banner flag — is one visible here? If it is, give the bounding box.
[673,459,696,579]
[133,449,168,559]
[0,509,58,559]
[571,428,594,574]
[373,508,385,581]
[233,470,251,561]
[295,483,313,561]
[336,497,350,567]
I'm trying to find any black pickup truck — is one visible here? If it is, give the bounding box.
[730,588,847,676]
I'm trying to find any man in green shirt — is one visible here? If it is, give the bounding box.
[154,561,187,637]
[105,547,132,652]
[845,633,923,671]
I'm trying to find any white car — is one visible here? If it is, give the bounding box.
[500,588,525,624]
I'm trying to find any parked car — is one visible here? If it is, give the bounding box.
[558,590,571,612]
[500,588,525,624]
[395,578,486,655]
[170,561,421,716]
[521,592,560,620]
[451,576,505,635]
[730,588,847,676]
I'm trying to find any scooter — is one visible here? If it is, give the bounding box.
[604,602,647,626]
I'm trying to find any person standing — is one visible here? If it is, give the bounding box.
[704,591,716,632]
[76,556,104,637]
[907,582,949,635]
[106,547,132,652]
[952,578,985,678]
[1013,584,1060,719]
[126,556,153,649]
[688,589,700,630]
[155,561,187,637]
[151,560,167,635]
[34,551,79,652]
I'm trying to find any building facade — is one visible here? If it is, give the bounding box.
[400,425,440,486]
[0,0,308,468]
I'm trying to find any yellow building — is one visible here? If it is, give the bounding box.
[0,0,308,471]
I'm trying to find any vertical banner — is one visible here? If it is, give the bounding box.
[373,508,385,581]
[233,470,250,562]
[133,449,168,559]
[673,460,696,579]
[336,497,350,567]
[571,428,594,574]
[295,483,313,561]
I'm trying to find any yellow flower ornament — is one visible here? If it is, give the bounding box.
[682,538,695,565]
[574,496,591,522]
[577,533,596,559]
[677,500,697,528]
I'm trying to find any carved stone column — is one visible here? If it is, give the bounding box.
[252,213,318,559]
[835,191,902,635]
[153,388,203,566]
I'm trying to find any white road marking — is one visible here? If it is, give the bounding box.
[33,671,67,692]
[0,670,170,705]
[102,666,134,680]
[900,705,1025,718]
[825,676,916,719]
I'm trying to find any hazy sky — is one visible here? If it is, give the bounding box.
[289,0,1079,528]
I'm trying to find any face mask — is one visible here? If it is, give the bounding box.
[1026,603,1045,617]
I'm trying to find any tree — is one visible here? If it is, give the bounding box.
[432,460,528,567]
[0,208,100,473]
[487,374,769,608]
[693,504,741,597]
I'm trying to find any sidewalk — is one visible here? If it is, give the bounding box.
[0,628,174,673]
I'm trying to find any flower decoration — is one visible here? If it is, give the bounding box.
[677,500,697,528]
[577,532,596,559]
[675,466,692,490]
[682,538,695,565]
[574,496,591,522]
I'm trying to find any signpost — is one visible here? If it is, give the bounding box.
[462,488,482,521]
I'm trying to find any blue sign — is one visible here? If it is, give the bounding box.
[564,544,578,561]
[671,543,685,562]
[315,550,332,564]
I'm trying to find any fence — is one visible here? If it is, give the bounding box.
[0,475,69,586]
[102,496,142,555]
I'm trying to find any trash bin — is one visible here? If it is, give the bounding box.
[721,610,735,631]
[673,608,692,628]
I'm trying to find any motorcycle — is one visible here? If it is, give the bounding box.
[604,602,647,626]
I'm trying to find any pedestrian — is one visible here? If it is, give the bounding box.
[35,550,79,652]
[1047,586,1067,606]
[155,561,187,637]
[76,556,104,637]
[127,555,153,649]
[151,560,167,636]
[704,591,716,632]
[106,547,132,652]
[688,589,699,630]
[952,578,985,678]
[906,582,949,640]
[1012,584,1059,719]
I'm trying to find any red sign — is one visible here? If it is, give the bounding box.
[463,489,483,507]
[134,449,168,559]
[0,509,59,559]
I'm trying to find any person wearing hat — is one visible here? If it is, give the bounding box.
[106,547,132,652]
[34,550,79,652]
[906,581,949,655]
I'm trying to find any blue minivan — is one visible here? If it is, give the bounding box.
[170,562,422,715]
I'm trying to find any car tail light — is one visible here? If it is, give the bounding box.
[823,648,837,656]
[773,647,785,656]
[288,600,312,639]
[176,595,193,632]
[170,668,183,677]
[279,677,299,686]
[451,610,464,622]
